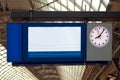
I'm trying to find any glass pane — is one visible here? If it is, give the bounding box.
[86,0,91,3]
[75,6,80,11]
[48,0,53,3]
[103,0,110,6]
[92,0,100,11]
[76,0,82,6]
[49,7,55,11]
[61,0,67,6]
[100,4,106,11]
[61,6,67,11]
[54,2,61,10]
[68,0,74,11]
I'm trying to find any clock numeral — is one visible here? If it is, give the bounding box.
[105,40,107,41]
[106,35,109,37]
[91,35,93,37]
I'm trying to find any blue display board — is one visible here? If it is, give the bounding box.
[7,23,86,63]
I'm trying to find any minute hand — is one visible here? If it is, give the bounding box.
[95,29,105,39]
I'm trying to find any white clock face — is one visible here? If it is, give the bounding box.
[89,26,110,48]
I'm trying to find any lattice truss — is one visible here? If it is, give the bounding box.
[33,0,109,11]
[0,44,39,80]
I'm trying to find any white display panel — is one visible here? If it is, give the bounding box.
[28,27,81,52]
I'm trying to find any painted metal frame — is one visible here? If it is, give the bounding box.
[7,23,87,64]
[11,11,120,21]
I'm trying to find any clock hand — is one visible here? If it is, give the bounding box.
[96,28,100,35]
[100,29,105,35]
[95,35,101,39]
[95,29,105,39]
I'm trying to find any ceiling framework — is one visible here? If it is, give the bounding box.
[56,65,85,80]
[0,45,39,80]
[82,0,120,79]
[82,66,94,80]
[82,22,120,80]
[25,65,60,80]
[94,22,120,80]
[0,16,8,47]
[0,11,12,47]
[33,0,109,11]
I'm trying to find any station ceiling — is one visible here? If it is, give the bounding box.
[1,0,120,80]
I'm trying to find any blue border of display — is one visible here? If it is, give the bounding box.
[23,23,86,63]
[7,23,22,62]
[7,23,86,63]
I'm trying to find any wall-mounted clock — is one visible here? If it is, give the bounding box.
[89,26,110,48]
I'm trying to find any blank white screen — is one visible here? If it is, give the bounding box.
[28,27,81,51]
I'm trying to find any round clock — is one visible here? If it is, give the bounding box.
[89,26,110,48]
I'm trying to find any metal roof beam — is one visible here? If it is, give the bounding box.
[11,11,120,21]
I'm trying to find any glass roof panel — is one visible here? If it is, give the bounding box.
[68,0,74,11]
[100,4,106,11]
[103,0,110,7]
[76,0,82,6]
[54,2,61,10]
[86,0,91,3]
[61,0,67,6]
[49,1,54,7]
[57,65,86,80]
[61,6,67,11]
[47,0,53,3]
[75,6,80,11]
[49,7,55,11]
[92,0,100,11]
[44,0,110,11]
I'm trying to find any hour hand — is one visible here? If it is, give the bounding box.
[95,29,105,39]
[95,35,101,39]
